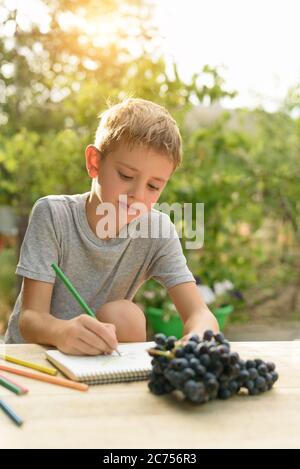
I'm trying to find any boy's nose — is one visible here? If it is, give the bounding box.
[128,184,145,204]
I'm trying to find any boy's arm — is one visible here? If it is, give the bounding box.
[167,282,219,339]
[19,278,61,345]
[19,278,118,354]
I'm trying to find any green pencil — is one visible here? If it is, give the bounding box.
[0,376,23,395]
[52,262,96,318]
[51,263,121,355]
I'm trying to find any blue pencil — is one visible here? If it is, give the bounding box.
[0,399,23,427]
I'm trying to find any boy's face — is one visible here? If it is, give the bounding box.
[86,143,174,222]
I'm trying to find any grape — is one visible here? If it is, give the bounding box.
[184,380,206,403]
[148,330,279,404]
[166,336,177,350]
[196,343,209,355]
[238,369,250,384]
[183,342,197,353]
[217,345,230,355]
[209,347,221,362]
[245,380,255,392]
[258,364,268,376]
[255,376,267,390]
[154,333,167,346]
[182,367,196,380]
[229,352,239,365]
[266,362,276,372]
[214,332,225,343]
[254,358,264,367]
[220,353,230,365]
[209,361,223,377]
[203,330,214,341]
[248,367,258,380]
[189,334,201,343]
[246,360,255,369]
[148,370,174,395]
[195,364,206,377]
[189,357,201,370]
[152,363,164,375]
[200,354,211,367]
[170,358,189,371]
[174,348,185,358]
[222,340,231,349]
[228,380,239,393]
[218,388,232,400]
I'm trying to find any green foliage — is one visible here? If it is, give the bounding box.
[161,105,300,293]
[249,109,300,242]
[0,0,299,325]
[0,0,232,216]
[134,279,178,321]
[0,248,17,333]
[0,248,16,302]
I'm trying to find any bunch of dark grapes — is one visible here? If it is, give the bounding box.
[148,330,279,404]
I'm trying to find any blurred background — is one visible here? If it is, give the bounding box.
[0,0,300,341]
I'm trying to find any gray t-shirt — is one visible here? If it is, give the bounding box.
[4,192,195,343]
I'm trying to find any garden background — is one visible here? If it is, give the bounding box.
[1,0,300,340]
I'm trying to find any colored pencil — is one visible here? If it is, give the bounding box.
[0,354,57,375]
[51,262,97,318]
[51,262,121,356]
[0,373,28,394]
[0,364,88,392]
[0,399,23,426]
[0,375,24,395]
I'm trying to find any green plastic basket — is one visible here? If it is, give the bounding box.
[146,304,233,337]
[146,307,183,339]
[213,304,234,329]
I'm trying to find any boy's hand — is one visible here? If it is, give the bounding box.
[55,314,118,355]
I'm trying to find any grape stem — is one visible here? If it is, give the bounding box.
[147,348,174,359]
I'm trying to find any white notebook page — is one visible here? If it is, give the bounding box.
[46,341,155,380]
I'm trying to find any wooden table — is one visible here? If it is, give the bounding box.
[0,341,300,449]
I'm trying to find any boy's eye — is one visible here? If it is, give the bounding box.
[118,171,132,181]
[118,172,159,191]
[148,184,159,191]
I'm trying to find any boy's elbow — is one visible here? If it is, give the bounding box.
[19,309,32,341]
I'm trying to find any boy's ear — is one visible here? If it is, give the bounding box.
[85,145,101,178]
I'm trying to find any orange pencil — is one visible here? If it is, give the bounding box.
[0,364,88,392]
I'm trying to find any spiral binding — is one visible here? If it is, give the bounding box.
[78,368,151,385]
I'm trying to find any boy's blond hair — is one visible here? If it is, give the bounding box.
[94,98,182,170]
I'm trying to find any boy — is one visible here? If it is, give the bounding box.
[4,98,218,354]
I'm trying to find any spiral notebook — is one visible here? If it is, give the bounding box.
[45,342,155,385]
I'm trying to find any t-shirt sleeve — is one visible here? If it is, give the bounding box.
[147,217,195,289]
[16,198,60,283]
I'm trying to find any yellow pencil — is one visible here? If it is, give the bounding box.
[0,354,57,376]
